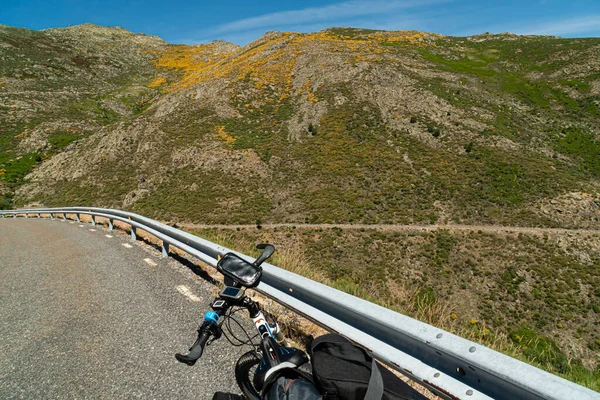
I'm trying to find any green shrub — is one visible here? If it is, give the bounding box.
[0,193,12,210]
[509,327,569,373]
[427,124,441,137]
[554,127,600,176]
[465,142,474,153]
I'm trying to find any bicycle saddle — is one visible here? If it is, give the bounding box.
[253,336,309,391]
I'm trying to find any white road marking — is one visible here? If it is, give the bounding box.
[89,229,96,232]
[122,243,133,248]
[105,235,113,238]
[144,258,157,267]
[79,225,84,228]
[69,221,75,224]
[176,285,202,302]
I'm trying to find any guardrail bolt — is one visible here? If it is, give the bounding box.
[131,226,137,241]
[162,242,169,258]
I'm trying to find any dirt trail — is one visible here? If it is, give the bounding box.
[178,222,600,235]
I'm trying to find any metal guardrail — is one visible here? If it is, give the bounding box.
[2,207,599,400]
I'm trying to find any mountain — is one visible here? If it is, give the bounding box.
[1,25,599,387]
[0,23,166,207]
[8,27,599,229]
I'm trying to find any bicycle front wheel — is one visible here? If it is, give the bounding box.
[235,350,261,400]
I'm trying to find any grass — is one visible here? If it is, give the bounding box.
[554,127,600,177]
[0,152,42,185]
[190,227,600,390]
[47,131,81,149]
[0,193,12,210]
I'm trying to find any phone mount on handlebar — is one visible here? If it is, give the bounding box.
[216,244,275,288]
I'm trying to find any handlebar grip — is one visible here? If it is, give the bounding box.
[175,330,211,366]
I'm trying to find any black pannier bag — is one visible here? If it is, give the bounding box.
[265,371,322,400]
[310,334,427,400]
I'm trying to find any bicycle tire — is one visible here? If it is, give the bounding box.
[235,350,261,400]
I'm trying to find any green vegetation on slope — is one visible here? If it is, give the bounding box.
[0,24,165,207]
[193,226,600,390]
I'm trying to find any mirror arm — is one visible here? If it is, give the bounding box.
[253,244,275,267]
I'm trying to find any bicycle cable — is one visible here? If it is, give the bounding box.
[221,306,260,348]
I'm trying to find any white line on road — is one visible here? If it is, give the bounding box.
[89,229,96,232]
[105,235,113,238]
[144,258,157,267]
[122,243,133,248]
[79,225,84,228]
[176,285,202,302]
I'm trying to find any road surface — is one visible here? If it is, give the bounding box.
[0,218,247,399]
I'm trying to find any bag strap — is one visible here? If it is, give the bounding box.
[364,359,384,400]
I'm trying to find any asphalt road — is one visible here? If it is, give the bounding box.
[0,218,250,399]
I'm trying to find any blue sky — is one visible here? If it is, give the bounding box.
[1,0,599,45]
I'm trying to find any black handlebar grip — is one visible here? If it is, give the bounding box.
[175,331,211,366]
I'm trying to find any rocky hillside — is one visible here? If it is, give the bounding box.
[1,25,600,386]
[10,28,600,230]
[0,23,166,207]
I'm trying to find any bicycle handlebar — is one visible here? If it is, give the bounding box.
[175,330,212,366]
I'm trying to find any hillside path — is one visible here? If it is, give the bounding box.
[179,222,600,235]
[0,218,245,399]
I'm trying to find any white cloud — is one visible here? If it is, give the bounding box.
[211,0,452,34]
[517,15,600,36]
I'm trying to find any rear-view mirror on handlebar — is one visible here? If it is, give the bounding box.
[253,243,275,267]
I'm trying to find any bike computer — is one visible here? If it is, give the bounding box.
[219,286,245,300]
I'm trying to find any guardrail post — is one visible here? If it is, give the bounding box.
[25,213,29,218]
[91,215,96,226]
[13,213,17,218]
[130,226,136,241]
[37,213,41,218]
[162,241,169,258]
[109,219,113,230]
[50,213,54,219]
[62,213,66,221]
[76,214,80,223]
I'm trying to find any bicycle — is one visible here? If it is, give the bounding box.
[175,244,312,399]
